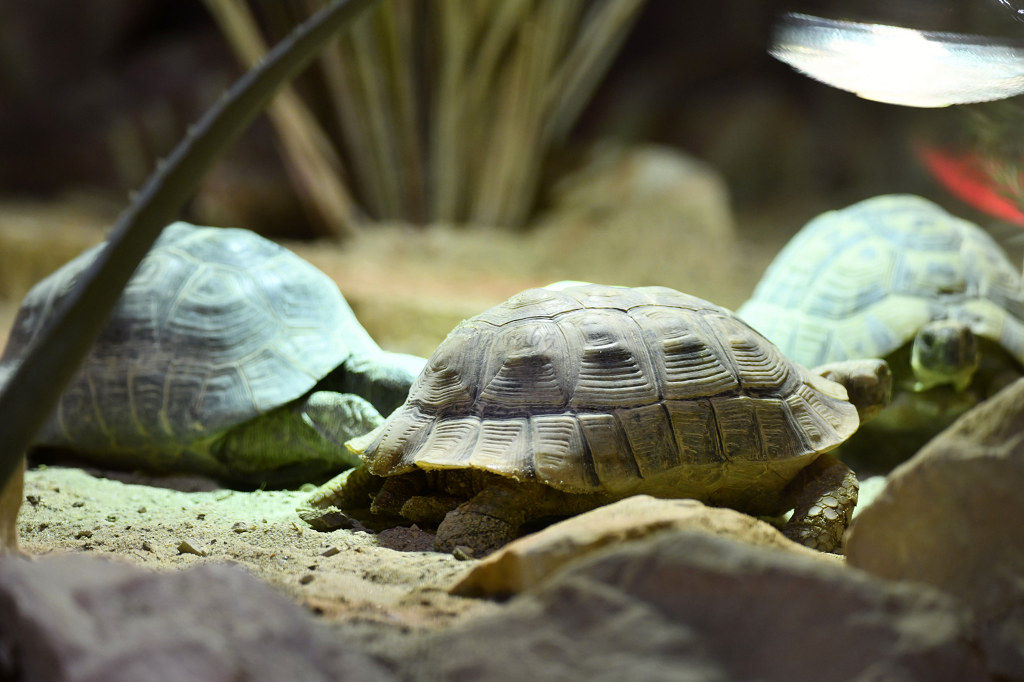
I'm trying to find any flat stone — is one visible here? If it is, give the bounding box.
[845,377,1024,679]
[0,553,390,681]
[452,495,836,598]
[422,531,988,681]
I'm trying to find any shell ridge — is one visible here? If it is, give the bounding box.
[476,320,569,410]
[709,396,763,463]
[664,398,724,465]
[529,413,597,491]
[616,403,682,478]
[689,311,742,396]
[566,309,659,407]
[413,416,481,469]
[577,411,641,490]
[469,418,532,477]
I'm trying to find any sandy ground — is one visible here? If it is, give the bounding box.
[18,465,501,644]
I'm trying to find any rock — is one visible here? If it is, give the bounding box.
[0,553,390,682]
[528,145,744,306]
[422,531,988,681]
[452,495,835,598]
[845,377,1024,679]
[543,144,732,220]
[176,538,208,556]
[376,525,436,553]
[851,475,886,517]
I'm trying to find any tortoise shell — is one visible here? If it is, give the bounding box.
[353,284,859,513]
[738,194,1024,368]
[0,222,379,458]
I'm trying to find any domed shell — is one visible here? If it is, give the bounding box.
[354,284,858,507]
[738,194,1024,367]
[0,222,379,453]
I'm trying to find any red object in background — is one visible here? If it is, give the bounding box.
[917,144,1024,227]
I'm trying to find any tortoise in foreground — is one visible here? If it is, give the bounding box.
[0,222,425,487]
[739,194,1024,472]
[302,283,889,556]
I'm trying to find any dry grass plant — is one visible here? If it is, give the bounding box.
[202,0,647,235]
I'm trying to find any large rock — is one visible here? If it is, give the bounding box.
[528,145,744,306]
[0,554,390,682]
[453,495,835,598]
[418,531,988,681]
[846,377,1024,679]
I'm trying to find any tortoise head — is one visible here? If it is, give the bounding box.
[910,320,980,392]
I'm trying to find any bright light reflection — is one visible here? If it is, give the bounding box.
[771,13,1024,107]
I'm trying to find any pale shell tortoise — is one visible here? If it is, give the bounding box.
[302,283,889,556]
[0,222,425,487]
[739,194,1024,472]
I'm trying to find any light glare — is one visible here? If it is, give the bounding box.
[772,13,1024,107]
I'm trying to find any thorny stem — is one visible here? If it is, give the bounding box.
[0,0,383,493]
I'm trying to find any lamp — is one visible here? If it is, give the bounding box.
[771,1,1024,107]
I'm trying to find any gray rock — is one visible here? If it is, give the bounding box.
[0,553,390,682]
[416,531,987,681]
[846,377,1024,679]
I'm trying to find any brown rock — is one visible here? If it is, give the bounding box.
[845,377,1024,679]
[0,553,390,682]
[419,531,987,681]
[452,495,834,598]
[529,145,743,306]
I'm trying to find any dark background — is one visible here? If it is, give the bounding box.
[0,0,1013,236]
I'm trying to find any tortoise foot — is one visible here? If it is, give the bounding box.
[433,485,529,557]
[434,507,520,558]
[782,454,858,553]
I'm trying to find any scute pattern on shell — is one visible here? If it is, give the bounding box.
[356,284,857,498]
[0,222,379,454]
[738,194,1024,367]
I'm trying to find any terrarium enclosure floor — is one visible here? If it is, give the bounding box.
[0,187,831,639]
[17,465,498,641]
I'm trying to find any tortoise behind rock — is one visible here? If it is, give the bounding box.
[305,284,889,555]
[0,222,424,486]
[739,195,1024,471]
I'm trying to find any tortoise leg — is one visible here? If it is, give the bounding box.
[399,495,462,526]
[297,466,387,531]
[332,351,425,417]
[781,453,858,553]
[305,465,386,510]
[434,484,530,557]
[371,471,429,516]
[219,391,381,482]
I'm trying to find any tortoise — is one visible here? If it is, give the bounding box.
[738,194,1024,472]
[301,283,890,556]
[0,222,425,487]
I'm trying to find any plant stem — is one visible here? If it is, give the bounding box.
[202,0,361,238]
